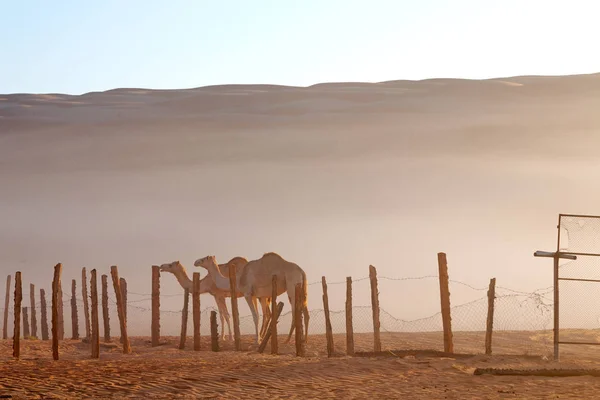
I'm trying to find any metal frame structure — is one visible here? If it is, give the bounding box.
[535,213,600,361]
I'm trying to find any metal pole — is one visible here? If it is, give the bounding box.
[554,214,562,362]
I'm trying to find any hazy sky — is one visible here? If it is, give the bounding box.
[2,0,599,94]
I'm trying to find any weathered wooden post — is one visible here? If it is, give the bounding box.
[119,278,128,344]
[120,278,127,323]
[57,278,64,341]
[40,289,49,340]
[322,276,334,357]
[29,284,37,339]
[179,289,189,350]
[271,275,278,355]
[485,277,496,355]
[110,266,131,354]
[81,267,91,339]
[229,266,241,351]
[151,265,160,347]
[210,310,219,352]
[101,275,110,342]
[346,276,354,356]
[193,272,201,351]
[52,263,62,360]
[3,275,10,340]
[90,269,100,359]
[258,302,284,354]
[294,282,305,357]
[71,279,79,340]
[23,307,30,338]
[437,252,454,353]
[13,272,22,358]
[369,265,382,352]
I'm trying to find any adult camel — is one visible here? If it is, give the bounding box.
[195,252,309,345]
[159,258,271,341]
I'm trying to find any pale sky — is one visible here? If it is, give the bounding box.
[2,0,599,95]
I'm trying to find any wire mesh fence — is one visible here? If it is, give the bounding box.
[0,272,556,357]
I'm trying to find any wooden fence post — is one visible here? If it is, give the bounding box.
[23,307,30,338]
[81,268,91,339]
[13,272,22,358]
[258,302,284,354]
[485,277,496,355]
[193,272,201,351]
[29,284,37,339]
[119,278,127,344]
[52,264,62,360]
[110,266,131,354]
[120,278,127,323]
[210,310,219,352]
[346,276,354,356]
[71,280,79,340]
[151,265,160,347]
[57,278,64,341]
[294,282,305,356]
[101,275,110,342]
[322,276,334,357]
[40,289,49,340]
[369,265,382,352]
[271,275,278,355]
[90,269,100,359]
[3,275,10,340]
[179,289,189,350]
[437,252,454,353]
[229,266,241,351]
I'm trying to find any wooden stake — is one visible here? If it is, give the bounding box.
[110,266,131,354]
[120,278,127,323]
[57,278,64,341]
[71,279,79,340]
[23,307,30,338]
[271,275,278,355]
[40,289,49,340]
[29,283,37,339]
[101,275,110,342]
[13,272,22,358]
[485,277,496,355]
[437,252,454,353]
[81,268,91,339]
[322,276,334,357]
[3,275,11,340]
[179,289,189,350]
[346,276,354,356]
[51,264,62,360]
[258,302,284,354]
[210,310,219,352]
[193,272,201,351]
[294,283,305,356]
[90,269,100,359]
[151,265,160,347]
[369,265,381,352]
[229,265,241,351]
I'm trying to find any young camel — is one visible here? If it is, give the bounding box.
[159,258,271,341]
[195,252,309,345]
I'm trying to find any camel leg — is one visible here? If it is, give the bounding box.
[215,295,232,341]
[258,298,271,339]
[244,295,260,345]
[285,285,296,344]
[303,306,310,344]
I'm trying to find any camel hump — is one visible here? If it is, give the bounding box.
[262,252,285,261]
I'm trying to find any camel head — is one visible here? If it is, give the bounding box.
[159,260,185,274]
[194,255,217,269]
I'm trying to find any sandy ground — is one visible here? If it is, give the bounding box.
[2,332,600,399]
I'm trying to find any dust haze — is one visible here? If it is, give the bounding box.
[2,73,600,334]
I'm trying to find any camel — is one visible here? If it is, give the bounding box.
[195,252,309,345]
[159,258,271,341]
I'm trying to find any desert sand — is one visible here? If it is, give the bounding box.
[3,332,600,399]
